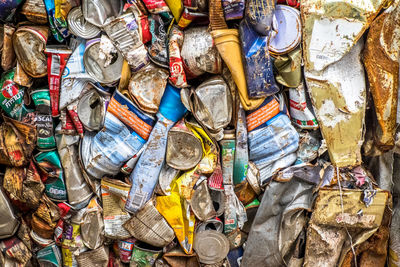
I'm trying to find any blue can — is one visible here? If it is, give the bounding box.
[227,247,244,267]
[239,18,280,98]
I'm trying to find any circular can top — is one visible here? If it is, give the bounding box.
[269,5,301,55]
[67,7,101,39]
[83,39,124,84]
[194,230,230,264]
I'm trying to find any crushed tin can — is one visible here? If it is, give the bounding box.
[83,37,124,84]
[13,25,48,78]
[123,199,175,247]
[193,230,230,265]
[1,24,16,71]
[77,86,109,131]
[103,8,149,70]
[119,238,136,263]
[181,26,222,78]
[128,63,169,114]
[82,0,124,27]
[130,242,162,267]
[21,0,48,24]
[67,7,101,39]
[166,119,203,170]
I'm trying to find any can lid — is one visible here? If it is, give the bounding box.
[269,5,301,55]
[67,7,101,39]
[193,230,229,264]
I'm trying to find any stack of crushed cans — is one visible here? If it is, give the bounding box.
[1,0,400,265]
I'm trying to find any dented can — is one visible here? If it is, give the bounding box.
[0,186,19,239]
[119,238,136,263]
[83,38,124,84]
[77,87,109,131]
[67,7,101,39]
[82,0,124,27]
[13,25,48,78]
[166,119,203,170]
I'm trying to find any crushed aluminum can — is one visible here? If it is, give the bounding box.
[13,61,33,87]
[155,164,180,195]
[121,146,146,175]
[195,217,224,233]
[166,119,203,171]
[0,186,20,239]
[193,230,230,265]
[37,243,63,266]
[67,7,101,39]
[162,247,201,267]
[20,0,48,24]
[222,0,245,20]
[12,25,49,78]
[239,18,279,98]
[101,178,132,239]
[123,199,175,247]
[76,246,109,267]
[77,86,109,131]
[80,90,156,179]
[83,37,124,84]
[128,63,169,114]
[190,76,232,138]
[1,24,16,71]
[363,5,400,151]
[119,238,136,263]
[1,237,33,266]
[81,197,105,250]
[147,14,169,68]
[31,195,61,239]
[268,5,301,55]
[289,81,319,130]
[130,242,163,267]
[82,0,124,27]
[56,133,93,209]
[103,8,149,71]
[247,97,299,183]
[168,25,188,88]
[181,26,222,78]
[190,177,217,221]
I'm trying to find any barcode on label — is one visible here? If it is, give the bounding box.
[132,190,147,208]
[51,54,61,76]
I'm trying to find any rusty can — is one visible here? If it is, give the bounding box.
[1,24,16,71]
[193,230,230,265]
[268,5,301,55]
[166,119,203,170]
[77,86,109,131]
[128,63,169,114]
[67,7,101,39]
[83,37,124,84]
[20,0,48,24]
[119,238,136,263]
[13,25,48,78]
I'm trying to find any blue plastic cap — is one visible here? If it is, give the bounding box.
[158,84,187,122]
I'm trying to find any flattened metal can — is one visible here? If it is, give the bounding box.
[83,37,124,84]
[21,0,48,24]
[77,86,109,131]
[67,7,101,39]
[181,27,222,78]
[13,25,48,78]
[193,230,230,265]
[166,119,203,170]
[82,0,124,27]
[130,242,162,267]
[128,63,169,114]
[36,243,62,267]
